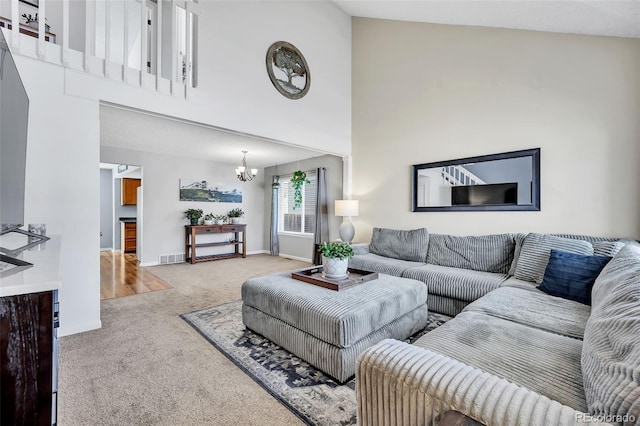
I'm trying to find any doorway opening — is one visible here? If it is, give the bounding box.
[99,162,169,299]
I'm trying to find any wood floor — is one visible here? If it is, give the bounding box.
[100,251,172,300]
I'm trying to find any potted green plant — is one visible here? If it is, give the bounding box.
[185,208,203,225]
[227,207,244,224]
[317,241,354,280]
[213,214,227,225]
[203,213,215,225]
[290,170,310,209]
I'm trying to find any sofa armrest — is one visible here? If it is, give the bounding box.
[356,339,611,426]
[351,243,370,255]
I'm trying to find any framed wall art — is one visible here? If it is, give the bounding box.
[179,179,242,203]
[265,41,310,100]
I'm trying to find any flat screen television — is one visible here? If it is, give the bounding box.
[452,182,518,206]
[0,30,48,267]
[0,29,28,234]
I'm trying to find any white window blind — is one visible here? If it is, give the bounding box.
[279,170,317,234]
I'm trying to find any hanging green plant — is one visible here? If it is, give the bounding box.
[290,170,310,209]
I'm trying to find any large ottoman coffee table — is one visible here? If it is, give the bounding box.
[241,271,429,382]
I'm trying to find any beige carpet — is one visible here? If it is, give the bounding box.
[59,254,310,426]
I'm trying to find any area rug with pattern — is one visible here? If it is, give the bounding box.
[181,300,450,426]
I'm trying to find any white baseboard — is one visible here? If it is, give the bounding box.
[100,247,113,252]
[247,250,269,255]
[141,251,302,265]
[279,253,312,263]
[58,320,102,337]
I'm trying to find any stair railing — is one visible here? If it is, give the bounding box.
[441,165,486,186]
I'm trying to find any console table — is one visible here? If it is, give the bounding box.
[184,224,246,264]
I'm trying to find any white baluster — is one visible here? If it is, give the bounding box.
[140,0,147,74]
[123,0,129,77]
[62,0,69,66]
[104,0,110,77]
[10,0,19,49]
[38,0,45,57]
[185,1,191,96]
[84,0,94,71]
[156,0,163,89]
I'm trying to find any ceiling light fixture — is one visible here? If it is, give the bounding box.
[235,150,258,182]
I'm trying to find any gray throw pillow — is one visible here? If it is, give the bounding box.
[582,244,640,422]
[426,233,515,274]
[369,227,429,262]
[507,233,527,276]
[514,233,593,284]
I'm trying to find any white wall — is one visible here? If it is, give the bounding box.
[100,146,266,265]
[99,169,113,249]
[64,0,352,157]
[13,54,101,337]
[352,18,640,241]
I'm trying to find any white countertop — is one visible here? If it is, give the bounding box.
[0,235,62,297]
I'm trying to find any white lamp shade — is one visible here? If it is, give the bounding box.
[335,200,359,217]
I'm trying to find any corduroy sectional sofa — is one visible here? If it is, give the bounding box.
[349,228,640,426]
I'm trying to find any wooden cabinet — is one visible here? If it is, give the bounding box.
[1,290,59,426]
[0,236,61,426]
[121,178,141,206]
[122,222,137,253]
[185,224,246,264]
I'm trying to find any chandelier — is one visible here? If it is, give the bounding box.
[235,151,258,182]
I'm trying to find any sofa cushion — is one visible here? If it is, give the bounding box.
[500,276,539,292]
[413,311,588,412]
[401,264,508,302]
[514,233,593,284]
[348,253,425,277]
[537,249,611,305]
[551,234,620,244]
[369,227,429,262]
[426,294,469,317]
[507,232,527,276]
[592,241,625,257]
[426,233,515,274]
[462,286,591,340]
[582,245,640,421]
[350,243,370,256]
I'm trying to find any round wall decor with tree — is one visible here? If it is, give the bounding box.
[265,41,310,100]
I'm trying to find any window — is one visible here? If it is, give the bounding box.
[279,171,317,235]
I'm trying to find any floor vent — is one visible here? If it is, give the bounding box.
[159,253,185,265]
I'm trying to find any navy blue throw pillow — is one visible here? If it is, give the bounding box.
[538,249,612,305]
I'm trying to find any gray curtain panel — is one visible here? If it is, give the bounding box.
[270,175,280,256]
[313,167,329,265]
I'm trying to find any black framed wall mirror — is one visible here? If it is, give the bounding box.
[412,148,540,212]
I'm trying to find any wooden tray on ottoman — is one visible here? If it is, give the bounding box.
[291,266,378,291]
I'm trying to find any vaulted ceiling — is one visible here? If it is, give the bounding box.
[101,1,640,168]
[334,0,640,39]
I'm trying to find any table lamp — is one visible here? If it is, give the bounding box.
[335,200,359,244]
